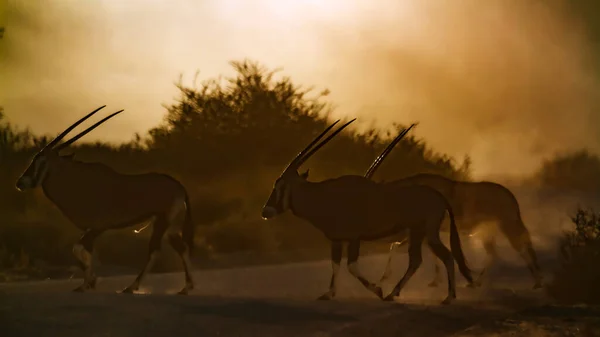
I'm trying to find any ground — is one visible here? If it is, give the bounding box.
[1,245,598,336]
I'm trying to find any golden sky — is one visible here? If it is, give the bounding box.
[1,0,599,178]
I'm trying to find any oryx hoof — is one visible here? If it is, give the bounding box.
[374,286,384,299]
[119,287,136,294]
[441,297,453,305]
[177,288,190,295]
[88,277,97,289]
[427,280,440,288]
[383,294,396,302]
[467,281,479,288]
[72,285,87,293]
[317,293,334,301]
[532,282,543,290]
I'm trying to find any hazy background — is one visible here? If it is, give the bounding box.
[1,0,600,178]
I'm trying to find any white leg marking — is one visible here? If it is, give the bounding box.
[380,240,407,283]
[349,262,379,293]
[319,262,340,299]
[73,243,94,284]
[330,261,341,293]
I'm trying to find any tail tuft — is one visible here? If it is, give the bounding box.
[447,203,474,284]
[181,192,195,255]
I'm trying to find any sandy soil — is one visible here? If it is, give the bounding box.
[0,245,591,337]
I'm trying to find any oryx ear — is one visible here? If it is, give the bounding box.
[300,169,310,180]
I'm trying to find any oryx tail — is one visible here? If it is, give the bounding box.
[445,200,473,284]
[182,191,194,254]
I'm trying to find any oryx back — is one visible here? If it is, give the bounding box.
[290,175,393,240]
[390,173,526,233]
[42,158,186,230]
[291,176,452,242]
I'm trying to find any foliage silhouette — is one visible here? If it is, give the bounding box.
[547,207,600,304]
[0,59,467,276]
[531,149,600,210]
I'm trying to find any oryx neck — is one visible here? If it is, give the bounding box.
[40,157,74,193]
[288,179,319,220]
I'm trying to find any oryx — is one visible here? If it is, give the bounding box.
[367,127,543,289]
[16,106,196,295]
[261,119,474,304]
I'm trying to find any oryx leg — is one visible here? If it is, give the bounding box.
[72,229,104,292]
[473,237,497,287]
[427,234,457,305]
[318,241,343,300]
[120,215,168,294]
[347,240,383,299]
[427,262,443,288]
[166,197,195,295]
[384,230,424,302]
[504,230,543,289]
[379,240,406,285]
[167,233,194,295]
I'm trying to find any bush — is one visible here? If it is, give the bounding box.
[546,207,600,304]
[533,149,600,200]
[0,59,469,275]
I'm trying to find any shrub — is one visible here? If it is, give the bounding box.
[546,207,600,304]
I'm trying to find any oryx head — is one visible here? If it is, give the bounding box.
[261,118,356,220]
[16,105,124,191]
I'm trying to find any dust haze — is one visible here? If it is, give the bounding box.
[1,0,599,177]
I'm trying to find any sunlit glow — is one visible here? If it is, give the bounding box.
[216,0,358,23]
[2,0,597,178]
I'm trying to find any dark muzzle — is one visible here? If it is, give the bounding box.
[261,206,278,220]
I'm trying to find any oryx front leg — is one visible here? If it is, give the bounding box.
[428,262,442,288]
[384,231,424,302]
[318,241,343,300]
[72,229,104,292]
[379,240,406,285]
[120,216,167,294]
[347,240,383,299]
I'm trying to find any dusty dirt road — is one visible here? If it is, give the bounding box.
[0,247,562,337]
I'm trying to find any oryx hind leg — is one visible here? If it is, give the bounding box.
[318,241,343,300]
[504,228,543,289]
[72,229,104,292]
[347,240,383,299]
[384,230,424,302]
[167,234,194,295]
[427,234,457,305]
[120,215,168,294]
[427,262,442,288]
[166,196,195,295]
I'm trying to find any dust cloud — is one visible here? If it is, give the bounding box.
[1,0,599,177]
[317,0,600,178]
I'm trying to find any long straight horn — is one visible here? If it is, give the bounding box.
[45,105,107,149]
[364,123,417,179]
[54,109,124,151]
[284,119,341,171]
[295,118,357,167]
